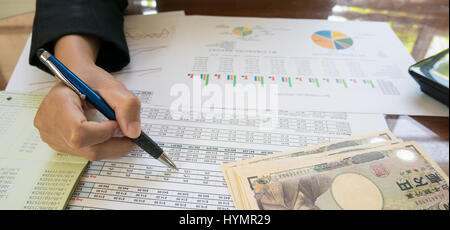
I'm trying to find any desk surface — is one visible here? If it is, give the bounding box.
[0,0,448,175]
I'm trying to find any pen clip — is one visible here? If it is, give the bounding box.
[39,51,86,100]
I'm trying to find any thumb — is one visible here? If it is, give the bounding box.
[97,81,142,139]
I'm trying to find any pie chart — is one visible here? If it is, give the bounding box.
[312,30,353,50]
[232,26,253,37]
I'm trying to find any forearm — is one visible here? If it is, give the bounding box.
[55,34,100,68]
[53,34,118,90]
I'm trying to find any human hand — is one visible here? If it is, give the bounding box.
[34,34,141,161]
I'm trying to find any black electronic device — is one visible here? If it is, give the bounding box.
[408,49,449,107]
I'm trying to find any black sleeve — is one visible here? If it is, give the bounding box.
[29,0,130,73]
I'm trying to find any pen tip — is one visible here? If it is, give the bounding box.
[158,152,178,170]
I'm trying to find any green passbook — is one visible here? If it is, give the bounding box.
[0,92,88,209]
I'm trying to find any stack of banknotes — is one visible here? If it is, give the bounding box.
[221,131,449,210]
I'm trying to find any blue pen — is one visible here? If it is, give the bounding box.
[37,49,177,170]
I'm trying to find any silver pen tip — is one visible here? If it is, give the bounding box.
[158,152,178,171]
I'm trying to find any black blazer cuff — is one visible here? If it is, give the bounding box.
[29,0,129,73]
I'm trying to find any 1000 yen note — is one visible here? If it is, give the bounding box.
[236,142,449,210]
[221,130,400,209]
[229,139,402,209]
[226,139,402,209]
[222,130,398,170]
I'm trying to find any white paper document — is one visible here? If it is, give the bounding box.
[147,16,448,116]
[66,91,388,210]
[6,11,185,93]
[7,13,447,116]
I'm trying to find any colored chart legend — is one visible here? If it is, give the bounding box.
[312,30,353,50]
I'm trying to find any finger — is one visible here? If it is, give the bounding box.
[97,80,142,138]
[65,119,121,149]
[78,120,122,145]
[82,100,96,110]
[40,128,130,161]
[81,137,136,161]
[82,101,104,122]
[55,92,121,148]
[34,83,79,134]
[38,130,70,153]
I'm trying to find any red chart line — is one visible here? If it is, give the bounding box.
[130,46,168,57]
[125,28,170,40]
[115,67,163,77]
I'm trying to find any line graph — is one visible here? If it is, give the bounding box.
[130,45,168,57]
[125,28,171,40]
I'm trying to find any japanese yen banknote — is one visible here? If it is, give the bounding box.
[222,131,449,210]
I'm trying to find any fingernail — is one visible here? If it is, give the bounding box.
[127,121,141,138]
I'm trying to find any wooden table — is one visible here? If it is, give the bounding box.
[1,0,448,175]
